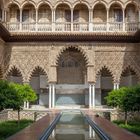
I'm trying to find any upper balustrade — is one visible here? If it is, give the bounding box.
[0,1,140,33]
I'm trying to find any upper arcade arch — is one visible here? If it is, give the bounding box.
[54,1,72,10]
[108,1,124,10]
[37,1,52,10]
[92,1,108,10]
[73,0,90,10]
[21,1,36,10]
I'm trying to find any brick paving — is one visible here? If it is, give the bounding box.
[84,110,140,140]
[7,110,60,140]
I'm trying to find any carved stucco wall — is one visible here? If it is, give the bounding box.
[4,42,140,84]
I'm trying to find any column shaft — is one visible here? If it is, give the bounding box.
[89,84,92,108]
[52,84,55,108]
[49,84,52,108]
[20,9,22,30]
[92,84,95,108]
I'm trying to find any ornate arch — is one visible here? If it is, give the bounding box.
[73,0,90,9]
[96,65,115,82]
[120,65,140,81]
[21,0,36,9]
[37,0,52,10]
[55,45,90,66]
[92,0,108,10]
[6,0,20,9]
[5,65,23,82]
[54,0,72,10]
[29,66,48,82]
[109,1,124,10]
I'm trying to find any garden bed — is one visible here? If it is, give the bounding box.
[113,120,140,136]
[0,119,33,140]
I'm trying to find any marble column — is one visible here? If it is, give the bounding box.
[89,84,92,108]
[52,84,55,108]
[91,84,95,108]
[49,84,52,108]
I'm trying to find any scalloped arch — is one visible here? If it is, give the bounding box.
[96,65,115,82]
[54,0,72,9]
[55,46,89,66]
[21,0,36,9]
[5,66,23,81]
[37,0,52,9]
[73,0,90,9]
[28,66,48,82]
[121,65,140,81]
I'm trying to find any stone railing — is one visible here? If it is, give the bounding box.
[5,22,140,33]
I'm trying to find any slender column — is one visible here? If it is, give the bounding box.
[123,9,125,31]
[89,84,92,108]
[24,101,26,109]
[52,9,55,31]
[114,83,117,90]
[36,8,38,31]
[114,83,119,90]
[116,83,119,90]
[138,9,140,29]
[107,8,109,31]
[2,9,4,21]
[89,126,92,138]
[89,9,93,31]
[52,84,55,108]
[4,10,7,22]
[26,101,29,109]
[92,84,95,108]
[71,8,73,31]
[49,84,52,108]
[20,8,22,31]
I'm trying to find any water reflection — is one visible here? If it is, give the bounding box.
[48,111,101,140]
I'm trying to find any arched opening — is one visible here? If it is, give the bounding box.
[96,67,113,105]
[29,67,48,107]
[7,67,23,84]
[125,3,138,32]
[38,4,52,31]
[55,4,71,31]
[73,4,89,31]
[56,47,87,106]
[93,3,107,31]
[109,3,123,31]
[22,4,36,31]
[6,4,20,31]
[120,67,138,87]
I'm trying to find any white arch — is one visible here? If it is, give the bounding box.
[92,0,108,10]
[6,1,20,9]
[124,1,138,10]
[37,0,52,10]
[54,0,72,10]
[73,0,90,10]
[21,0,36,9]
[109,1,124,10]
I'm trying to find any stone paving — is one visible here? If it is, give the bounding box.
[84,110,140,140]
[7,109,140,140]
[7,110,59,140]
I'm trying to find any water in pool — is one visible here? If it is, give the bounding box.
[48,111,101,140]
